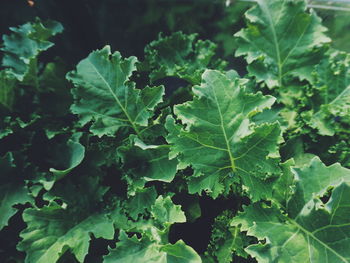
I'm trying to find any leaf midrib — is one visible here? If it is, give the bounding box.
[87,59,142,137]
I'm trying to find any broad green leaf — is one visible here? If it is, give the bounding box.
[118,135,177,195]
[0,152,31,230]
[0,71,16,110]
[232,157,350,263]
[166,70,281,200]
[288,157,350,216]
[18,204,114,263]
[1,18,63,82]
[144,32,226,84]
[103,231,201,263]
[18,176,113,263]
[67,46,164,137]
[235,0,330,88]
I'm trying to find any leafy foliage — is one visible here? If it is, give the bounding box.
[235,0,330,87]
[1,1,350,263]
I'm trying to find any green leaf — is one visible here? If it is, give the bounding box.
[205,211,249,263]
[18,204,114,263]
[235,0,330,88]
[160,240,202,263]
[48,134,85,181]
[144,32,226,84]
[272,159,295,206]
[151,196,186,226]
[288,157,350,216]
[232,157,350,263]
[18,177,113,263]
[126,187,157,220]
[118,135,177,195]
[318,97,350,129]
[1,18,63,82]
[166,70,281,200]
[0,152,31,230]
[67,46,164,137]
[309,51,350,136]
[103,231,201,263]
[0,71,16,110]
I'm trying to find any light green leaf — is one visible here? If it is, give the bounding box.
[0,152,31,230]
[1,18,63,82]
[235,0,330,87]
[144,32,226,84]
[232,157,350,263]
[160,240,202,263]
[288,157,350,216]
[67,46,164,137]
[103,231,201,263]
[151,196,186,226]
[166,70,281,200]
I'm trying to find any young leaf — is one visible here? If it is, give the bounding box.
[235,0,330,87]
[67,46,164,137]
[166,70,281,200]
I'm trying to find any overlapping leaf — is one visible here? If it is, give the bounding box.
[235,0,330,87]
[104,197,197,263]
[144,32,226,84]
[166,69,281,199]
[232,157,350,263]
[0,152,31,230]
[118,135,178,195]
[1,18,63,82]
[309,51,350,136]
[103,231,201,263]
[17,177,113,263]
[67,46,164,137]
